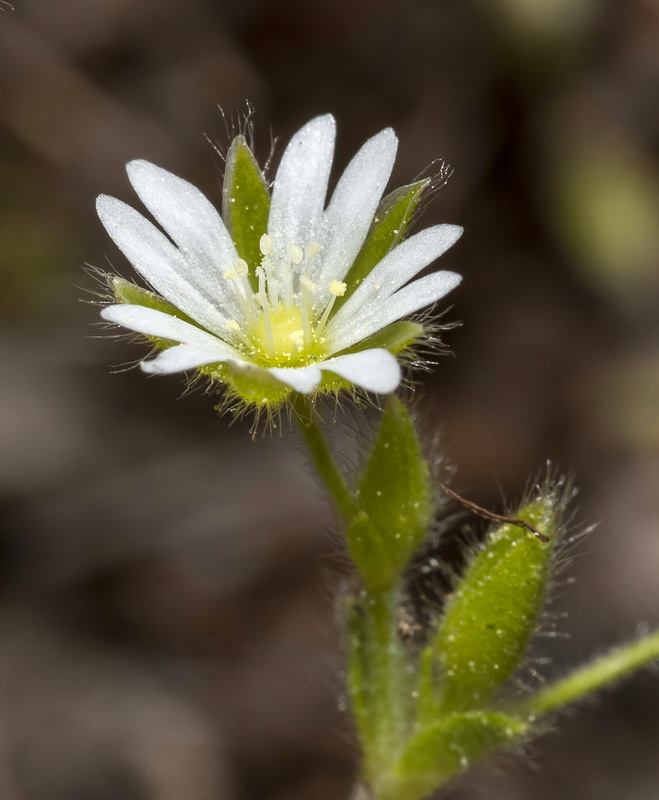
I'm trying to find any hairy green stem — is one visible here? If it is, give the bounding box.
[362,588,402,779]
[291,394,355,520]
[291,397,403,786]
[525,630,659,716]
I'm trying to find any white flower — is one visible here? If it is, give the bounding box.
[98,114,462,404]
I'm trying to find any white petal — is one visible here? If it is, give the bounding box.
[126,161,240,309]
[316,128,397,289]
[329,271,462,352]
[319,349,401,393]
[266,365,323,394]
[101,304,241,357]
[97,196,230,334]
[331,224,463,328]
[141,344,238,375]
[268,115,336,257]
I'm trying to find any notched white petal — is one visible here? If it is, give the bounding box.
[101,304,240,357]
[330,271,462,352]
[141,344,233,375]
[266,365,323,394]
[320,348,401,394]
[331,224,463,328]
[318,127,398,287]
[126,161,239,295]
[96,195,230,334]
[268,114,336,254]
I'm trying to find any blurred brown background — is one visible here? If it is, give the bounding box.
[1,1,658,798]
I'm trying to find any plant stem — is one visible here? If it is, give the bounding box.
[362,588,402,778]
[291,393,355,520]
[525,629,659,716]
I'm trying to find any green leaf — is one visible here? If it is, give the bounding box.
[334,180,428,313]
[391,711,526,800]
[434,495,557,712]
[347,397,433,591]
[526,628,659,717]
[222,136,270,289]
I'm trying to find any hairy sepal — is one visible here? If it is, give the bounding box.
[347,397,433,591]
[434,495,558,712]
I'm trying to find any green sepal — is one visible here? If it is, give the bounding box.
[225,365,292,407]
[222,135,270,289]
[435,495,557,712]
[111,276,202,350]
[390,711,526,800]
[112,277,197,325]
[334,180,428,313]
[317,321,423,396]
[347,397,433,591]
[339,320,424,357]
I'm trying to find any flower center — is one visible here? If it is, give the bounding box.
[222,234,347,368]
[248,305,311,365]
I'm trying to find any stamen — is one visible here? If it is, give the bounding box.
[233,258,257,318]
[302,241,321,284]
[277,243,303,307]
[268,276,280,311]
[259,234,272,256]
[254,266,274,350]
[305,241,321,262]
[329,280,347,297]
[288,244,304,264]
[299,275,315,345]
[316,280,349,334]
[224,262,256,321]
[223,316,253,350]
[259,255,279,309]
[300,275,316,293]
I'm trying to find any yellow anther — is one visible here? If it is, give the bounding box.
[288,244,304,264]
[234,258,248,276]
[259,234,272,256]
[305,241,321,261]
[300,275,316,293]
[329,280,347,297]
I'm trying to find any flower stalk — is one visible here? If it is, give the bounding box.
[291,394,355,521]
